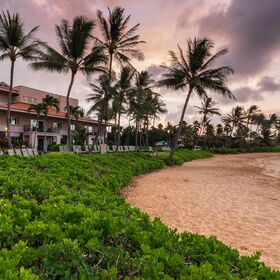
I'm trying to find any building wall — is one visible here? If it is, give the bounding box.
[0,92,8,104]
[13,86,78,111]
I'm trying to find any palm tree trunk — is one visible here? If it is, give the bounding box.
[116,109,121,152]
[93,114,102,146]
[116,95,123,151]
[169,87,192,159]
[103,53,113,144]
[7,60,15,149]
[44,113,47,153]
[135,120,139,150]
[146,121,149,147]
[66,72,75,150]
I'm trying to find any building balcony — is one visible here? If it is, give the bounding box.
[24,124,61,133]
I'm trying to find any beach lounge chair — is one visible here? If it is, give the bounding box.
[21,148,29,157]
[123,146,130,152]
[27,148,34,156]
[91,145,98,153]
[7,149,15,156]
[59,145,64,152]
[84,145,89,153]
[129,146,136,152]
[100,144,107,154]
[14,149,23,156]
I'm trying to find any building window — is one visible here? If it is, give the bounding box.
[52,136,57,144]
[10,117,18,125]
[22,96,37,104]
[71,124,75,131]
[85,125,93,133]
[53,122,60,129]
[30,119,38,130]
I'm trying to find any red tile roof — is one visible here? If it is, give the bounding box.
[0,102,100,124]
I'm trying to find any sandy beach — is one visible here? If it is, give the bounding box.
[122,153,280,270]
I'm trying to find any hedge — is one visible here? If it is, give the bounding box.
[0,150,279,279]
[213,146,280,154]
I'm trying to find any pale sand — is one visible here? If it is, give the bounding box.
[122,153,280,270]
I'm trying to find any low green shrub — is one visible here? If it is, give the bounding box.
[213,146,280,154]
[0,150,278,279]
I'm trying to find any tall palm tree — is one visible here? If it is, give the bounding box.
[28,103,45,149]
[115,66,135,151]
[194,97,221,139]
[31,16,107,149]
[67,105,85,121]
[67,105,85,143]
[29,95,59,152]
[93,6,145,136]
[223,106,246,137]
[245,105,261,134]
[0,10,42,148]
[159,38,234,158]
[129,71,156,149]
[87,74,116,144]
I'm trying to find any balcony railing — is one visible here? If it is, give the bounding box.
[24,124,60,133]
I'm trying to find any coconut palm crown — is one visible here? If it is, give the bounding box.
[0,10,42,148]
[31,16,107,148]
[159,37,234,158]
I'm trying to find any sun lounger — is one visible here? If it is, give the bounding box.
[27,148,34,156]
[59,145,64,152]
[7,149,15,156]
[100,144,107,154]
[21,148,29,157]
[91,145,98,153]
[14,149,23,156]
[123,146,130,152]
[129,146,136,152]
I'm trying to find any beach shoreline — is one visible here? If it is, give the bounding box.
[122,153,280,270]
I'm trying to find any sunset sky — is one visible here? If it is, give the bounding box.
[0,0,280,125]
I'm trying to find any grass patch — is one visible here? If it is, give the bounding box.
[0,150,279,279]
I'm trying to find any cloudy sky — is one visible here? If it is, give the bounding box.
[0,0,280,125]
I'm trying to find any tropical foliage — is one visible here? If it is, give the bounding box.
[0,10,42,148]
[31,16,107,148]
[159,38,234,158]
[0,151,279,279]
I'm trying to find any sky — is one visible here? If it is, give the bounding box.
[0,0,280,125]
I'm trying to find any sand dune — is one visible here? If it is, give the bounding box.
[122,153,280,270]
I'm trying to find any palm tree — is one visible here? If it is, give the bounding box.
[66,105,85,144]
[245,105,261,137]
[0,10,42,148]
[67,105,85,121]
[93,6,145,135]
[29,95,59,152]
[87,74,116,144]
[159,38,234,158]
[129,71,155,149]
[115,66,135,151]
[28,103,45,149]
[194,97,221,146]
[223,106,246,137]
[31,16,107,149]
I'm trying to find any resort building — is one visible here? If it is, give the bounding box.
[0,82,105,150]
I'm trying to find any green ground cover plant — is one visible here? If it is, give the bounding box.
[213,146,280,154]
[0,150,279,279]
